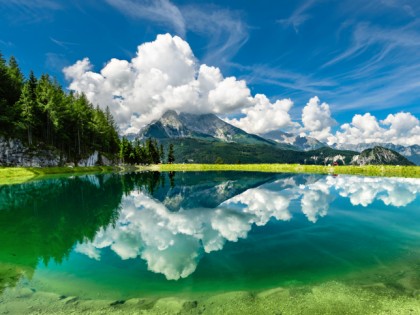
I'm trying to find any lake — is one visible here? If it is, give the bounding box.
[0,171,419,314]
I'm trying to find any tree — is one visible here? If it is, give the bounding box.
[0,53,122,164]
[7,56,24,105]
[167,143,175,163]
[0,54,24,135]
[18,71,37,145]
[159,144,164,163]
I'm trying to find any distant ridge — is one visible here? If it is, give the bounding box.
[333,142,420,165]
[351,146,414,166]
[261,130,327,151]
[132,111,415,166]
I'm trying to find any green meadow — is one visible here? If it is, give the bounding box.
[0,166,117,185]
[0,164,419,186]
[140,163,420,178]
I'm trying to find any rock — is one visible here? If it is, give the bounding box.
[0,137,60,167]
[78,151,99,167]
[109,300,125,306]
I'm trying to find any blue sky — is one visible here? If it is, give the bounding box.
[1,0,419,144]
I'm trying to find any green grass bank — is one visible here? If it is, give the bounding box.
[0,164,419,186]
[0,166,122,185]
[139,163,420,178]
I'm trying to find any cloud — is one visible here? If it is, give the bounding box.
[181,5,249,66]
[45,52,69,73]
[64,34,284,134]
[63,33,420,140]
[64,57,92,80]
[73,174,419,280]
[0,0,63,22]
[300,181,333,223]
[73,177,300,280]
[330,112,420,146]
[277,0,318,33]
[105,0,248,66]
[301,96,336,141]
[330,176,419,207]
[322,22,420,69]
[0,39,14,47]
[50,37,79,50]
[105,0,186,36]
[225,95,295,135]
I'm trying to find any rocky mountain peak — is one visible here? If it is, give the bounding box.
[351,146,414,166]
[138,110,274,145]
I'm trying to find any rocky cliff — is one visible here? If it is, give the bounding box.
[0,137,110,167]
[0,137,60,167]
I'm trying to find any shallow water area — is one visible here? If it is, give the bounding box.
[0,171,419,314]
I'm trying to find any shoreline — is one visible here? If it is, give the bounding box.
[138,163,420,178]
[0,164,419,185]
[1,278,418,315]
[0,166,131,185]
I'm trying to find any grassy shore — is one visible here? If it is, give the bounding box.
[0,164,419,185]
[138,163,420,178]
[0,166,122,185]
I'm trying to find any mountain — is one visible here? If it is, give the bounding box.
[130,171,282,211]
[351,146,414,166]
[135,111,410,166]
[161,138,357,164]
[332,143,420,165]
[261,130,327,151]
[138,110,275,146]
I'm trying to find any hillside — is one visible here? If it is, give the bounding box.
[261,130,327,151]
[159,138,357,164]
[333,142,419,165]
[351,146,414,166]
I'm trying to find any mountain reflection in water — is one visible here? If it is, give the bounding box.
[0,171,419,294]
[72,173,419,280]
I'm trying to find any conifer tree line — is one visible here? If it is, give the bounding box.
[119,138,175,164]
[0,52,120,163]
[0,52,177,165]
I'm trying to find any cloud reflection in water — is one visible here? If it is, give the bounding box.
[75,175,419,280]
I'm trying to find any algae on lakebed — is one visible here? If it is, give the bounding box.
[0,281,419,315]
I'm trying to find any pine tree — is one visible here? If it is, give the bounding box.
[18,71,37,145]
[159,144,164,163]
[0,52,11,132]
[168,143,175,163]
[7,56,24,105]
[0,52,122,163]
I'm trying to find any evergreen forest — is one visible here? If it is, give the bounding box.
[0,52,120,163]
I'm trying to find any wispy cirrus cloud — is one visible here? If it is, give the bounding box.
[45,52,69,72]
[104,0,248,67]
[182,5,248,66]
[0,0,63,22]
[50,37,79,50]
[322,21,420,69]
[276,0,318,33]
[0,39,14,47]
[105,0,186,37]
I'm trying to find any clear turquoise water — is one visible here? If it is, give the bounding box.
[0,172,419,301]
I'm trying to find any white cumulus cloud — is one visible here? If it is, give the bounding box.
[64,34,258,134]
[225,95,295,134]
[64,34,419,144]
[330,112,420,146]
[301,96,336,141]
